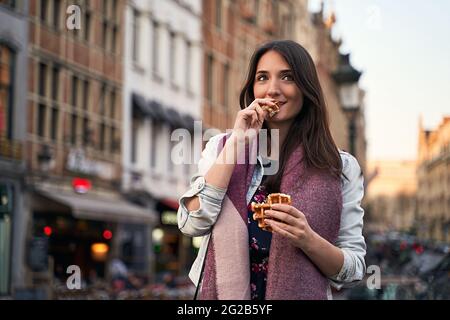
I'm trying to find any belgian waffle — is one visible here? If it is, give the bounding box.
[250,193,292,232]
[261,101,280,117]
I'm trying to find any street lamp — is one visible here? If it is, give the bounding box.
[333,53,362,156]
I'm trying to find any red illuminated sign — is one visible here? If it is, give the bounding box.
[72,178,92,194]
[103,230,113,240]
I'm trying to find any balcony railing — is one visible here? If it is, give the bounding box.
[0,135,23,161]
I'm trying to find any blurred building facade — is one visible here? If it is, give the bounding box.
[202,0,366,172]
[0,0,29,296]
[9,0,156,297]
[122,0,203,278]
[202,0,299,131]
[417,116,450,242]
[365,160,417,233]
[312,5,367,172]
[0,0,370,297]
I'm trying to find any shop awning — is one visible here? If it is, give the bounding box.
[182,114,196,132]
[36,187,157,224]
[160,198,180,211]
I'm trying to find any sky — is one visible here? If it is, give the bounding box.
[309,0,450,160]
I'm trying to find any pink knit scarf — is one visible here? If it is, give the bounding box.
[200,136,342,300]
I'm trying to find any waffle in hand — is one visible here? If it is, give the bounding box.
[251,193,292,232]
[261,101,280,117]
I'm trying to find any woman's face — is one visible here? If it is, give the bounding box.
[253,50,304,123]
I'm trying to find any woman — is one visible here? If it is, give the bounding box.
[177,40,366,300]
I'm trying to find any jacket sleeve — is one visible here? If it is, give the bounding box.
[328,151,367,289]
[177,133,228,237]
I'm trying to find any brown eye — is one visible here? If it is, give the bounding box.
[282,75,294,81]
[256,75,267,81]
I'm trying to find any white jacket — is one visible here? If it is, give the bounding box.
[177,133,367,296]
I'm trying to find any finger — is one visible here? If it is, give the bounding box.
[257,100,278,111]
[254,98,277,106]
[265,219,298,241]
[241,109,258,122]
[242,109,258,127]
[255,105,266,124]
[249,98,276,110]
[265,209,299,227]
[271,204,302,218]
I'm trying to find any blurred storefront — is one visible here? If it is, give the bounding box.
[152,198,199,278]
[0,0,29,297]
[27,181,157,286]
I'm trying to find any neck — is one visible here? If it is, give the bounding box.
[267,119,294,148]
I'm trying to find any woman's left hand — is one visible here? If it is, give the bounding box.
[264,204,316,250]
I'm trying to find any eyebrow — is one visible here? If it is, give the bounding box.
[256,69,292,75]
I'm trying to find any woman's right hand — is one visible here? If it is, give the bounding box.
[232,98,277,133]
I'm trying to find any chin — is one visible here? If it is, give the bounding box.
[268,112,284,121]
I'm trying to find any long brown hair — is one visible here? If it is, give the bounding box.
[239,40,343,193]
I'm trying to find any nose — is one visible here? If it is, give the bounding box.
[266,78,281,98]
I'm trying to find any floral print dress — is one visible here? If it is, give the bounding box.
[247,178,272,300]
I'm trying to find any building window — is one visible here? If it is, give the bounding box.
[71,75,78,108]
[168,139,174,172]
[206,54,213,103]
[0,0,16,10]
[112,0,117,20]
[84,11,91,41]
[0,45,14,139]
[152,20,160,75]
[70,1,91,41]
[40,0,48,22]
[104,87,111,118]
[38,63,47,97]
[102,21,108,49]
[215,0,222,29]
[110,91,115,120]
[112,26,118,54]
[37,103,46,137]
[150,121,158,168]
[51,66,59,101]
[97,84,116,154]
[102,0,119,53]
[50,106,58,140]
[110,126,116,153]
[39,0,62,28]
[132,9,140,62]
[99,85,106,116]
[99,122,106,151]
[185,40,192,94]
[83,116,93,147]
[169,31,176,83]
[131,117,138,163]
[70,113,77,145]
[83,79,89,110]
[52,0,61,29]
[36,60,62,142]
[223,63,230,108]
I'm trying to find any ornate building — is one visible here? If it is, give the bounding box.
[365,160,417,233]
[122,0,203,278]
[202,0,299,131]
[417,116,450,242]
[0,0,29,297]
[19,0,155,296]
